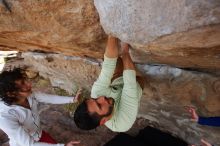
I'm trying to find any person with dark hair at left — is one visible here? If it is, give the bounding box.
[0,68,81,146]
[73,36,144,132]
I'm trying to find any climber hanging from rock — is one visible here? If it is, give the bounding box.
[73,35,145,132]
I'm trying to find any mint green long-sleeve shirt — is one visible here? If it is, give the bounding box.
[91,55,142,132]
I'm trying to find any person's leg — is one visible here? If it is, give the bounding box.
[104,133,140,146]
[136,127,188,146]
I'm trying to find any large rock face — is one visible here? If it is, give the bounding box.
[95,0,220,44]
[0,0,106,58]
[0,0,219,70]
[95,0,220,70]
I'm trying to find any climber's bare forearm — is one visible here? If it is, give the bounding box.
[122,52,135,70]
[105,36,119,58]
[121,43,135,70]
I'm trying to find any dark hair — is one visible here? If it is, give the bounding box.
[0,68,26,105]
[73,99,102,130]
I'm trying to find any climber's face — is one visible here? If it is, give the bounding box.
[86,96,114,117]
